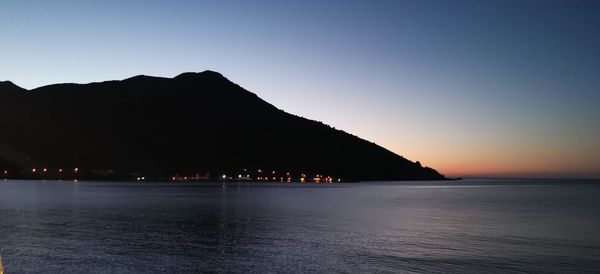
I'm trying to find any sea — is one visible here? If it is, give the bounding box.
[0,179,599,273]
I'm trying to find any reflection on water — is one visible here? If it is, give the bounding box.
[1,249,4,274]
[0,180,599,273]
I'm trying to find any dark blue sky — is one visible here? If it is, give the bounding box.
[1,0,599,177]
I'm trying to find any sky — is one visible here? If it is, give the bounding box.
[1,0,599,178]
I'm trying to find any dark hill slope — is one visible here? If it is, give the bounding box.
[0,71,445,180]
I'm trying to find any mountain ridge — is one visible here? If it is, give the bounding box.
[0,71,445,181]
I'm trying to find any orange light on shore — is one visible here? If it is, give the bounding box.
[58,169,63,173]
[43,168,47,173]
[74,168,79,173]
[32,168,37,173]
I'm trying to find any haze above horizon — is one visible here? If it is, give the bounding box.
[1,0,599,178]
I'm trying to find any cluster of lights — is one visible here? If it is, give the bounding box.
[29,167,78,173]
[256,176,293,182]
[2,166,342,183]
[312,175,334,183]
[1,167,80,181]
[172,176,189,182]
[223,169,339,183]
[171,173,207,182]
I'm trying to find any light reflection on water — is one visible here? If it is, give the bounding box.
[1,249,4,274]
[0,180,599,273]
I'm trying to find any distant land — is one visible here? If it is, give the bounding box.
[0,71,445,182]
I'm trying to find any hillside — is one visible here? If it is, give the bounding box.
[0,71,445,181]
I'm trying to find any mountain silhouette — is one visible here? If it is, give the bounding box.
[0,71,445,181]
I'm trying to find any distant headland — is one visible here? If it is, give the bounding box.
[0,71,445,182]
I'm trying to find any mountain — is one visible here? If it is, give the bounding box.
[0,71,445,181]
[0,81,26,94]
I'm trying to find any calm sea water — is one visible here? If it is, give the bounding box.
[1,179,599,273]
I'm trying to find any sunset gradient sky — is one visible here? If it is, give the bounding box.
[1,0,599,178]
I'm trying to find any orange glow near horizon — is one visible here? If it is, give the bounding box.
[387,143,600,178]
[373,128,600,178]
